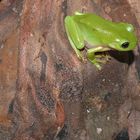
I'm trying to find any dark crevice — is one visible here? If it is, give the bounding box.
[113,128,129,140]
[62,0,67,18]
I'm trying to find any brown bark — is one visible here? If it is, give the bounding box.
[0,0,140,140]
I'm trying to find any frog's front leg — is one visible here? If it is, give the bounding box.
[87,46,110,70]
[64,16,85,60]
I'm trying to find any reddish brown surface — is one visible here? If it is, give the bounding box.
[0,0,140,140]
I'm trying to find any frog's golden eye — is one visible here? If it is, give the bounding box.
[121,42,129,48]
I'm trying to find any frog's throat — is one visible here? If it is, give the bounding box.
[84,41,112,50]
[84,44,112,52]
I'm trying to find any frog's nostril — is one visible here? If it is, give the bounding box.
[121,42,129,48]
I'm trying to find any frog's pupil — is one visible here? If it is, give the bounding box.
[121,42,129,48]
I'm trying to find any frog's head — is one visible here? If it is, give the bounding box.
[108,23,137,51]
[109,38,137,51]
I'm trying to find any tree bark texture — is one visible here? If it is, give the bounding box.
[0,0,140,140]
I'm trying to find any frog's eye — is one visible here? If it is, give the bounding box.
[121,42,129,48]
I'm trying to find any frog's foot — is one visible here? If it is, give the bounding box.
[95,53,111,62]
[104,52,111,61]
[94,62,102,70]
[89,58,109,70]
[95,53,111,61]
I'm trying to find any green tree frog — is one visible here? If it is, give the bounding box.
[64,12,137,70]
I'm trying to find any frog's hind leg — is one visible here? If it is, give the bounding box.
[64,16,84,60]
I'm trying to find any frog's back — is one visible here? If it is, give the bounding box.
[75,13,136,42]
[73,13,125,34]
[75,13,112,30]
